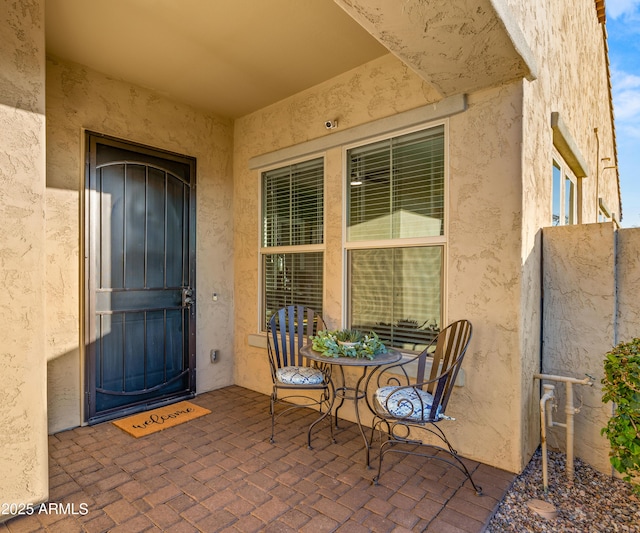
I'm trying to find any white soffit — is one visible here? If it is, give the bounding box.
[45,0,388,118]
[334,0,537,98]
[46,0,537,119]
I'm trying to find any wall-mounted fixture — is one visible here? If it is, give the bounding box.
[324,119,338,130]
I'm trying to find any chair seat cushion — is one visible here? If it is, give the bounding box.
[375,386,441,421]
[277,366,325,385]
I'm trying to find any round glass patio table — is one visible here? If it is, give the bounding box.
[300,345,402,467]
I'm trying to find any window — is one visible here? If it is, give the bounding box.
[346,125,445,351]
[552,157,578,226]
[261,158,324,328]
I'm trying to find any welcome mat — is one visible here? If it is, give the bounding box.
[112,401,211,438]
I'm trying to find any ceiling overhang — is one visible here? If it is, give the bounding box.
[334,0,537,97]
[45,0,537,118]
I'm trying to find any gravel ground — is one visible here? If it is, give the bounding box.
[486,448,640,532]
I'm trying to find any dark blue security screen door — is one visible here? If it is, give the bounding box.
[85,132,196,424]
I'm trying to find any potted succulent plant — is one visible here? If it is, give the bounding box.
[334,329,364,347]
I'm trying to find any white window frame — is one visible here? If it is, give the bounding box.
[342,121,448,351]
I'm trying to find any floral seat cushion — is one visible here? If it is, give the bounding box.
[277,366,325,385]
[375,386,442,421]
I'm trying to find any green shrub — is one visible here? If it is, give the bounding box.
[601,338,640,494]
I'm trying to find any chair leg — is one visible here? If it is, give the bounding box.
[372,434,394,485]
[269,391,277,444]
[307,388,336,449]
[430,425,483,496]
[307,402,333,449]
[449,451,483,495]
[368,416,387,458]
[270,387,336,448]
[372,425,483,495]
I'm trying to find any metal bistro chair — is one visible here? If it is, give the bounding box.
[365,319,482,494]
[267,305,335,449]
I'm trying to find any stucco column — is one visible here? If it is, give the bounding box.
[0,0,49,516]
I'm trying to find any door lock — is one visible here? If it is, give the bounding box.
[182,287,194,307]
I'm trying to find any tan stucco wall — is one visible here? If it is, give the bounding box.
[45,57,236,433]
[617,228,640,344]
[448,83,524,470]
[232,0,619,474]
[542,223,616,474]
[0,0,49,516]
[541,225,640,475]
[513,0,619,227]
[507,0,621,470]
[233,54,527,472]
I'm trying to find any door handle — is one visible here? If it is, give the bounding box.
[182,287,194,307]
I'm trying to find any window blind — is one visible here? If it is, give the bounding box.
[263,252,324,326]
[347,126,445,241]
[261,158,324,327]
[262,158,324,247]
[349,246,443,351]
[346,125,446,350]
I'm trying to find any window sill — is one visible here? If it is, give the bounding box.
[248,333,268,349]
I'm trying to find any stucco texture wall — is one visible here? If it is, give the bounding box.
[506,0,621,469]
[448,83,524,471]
[542,223,615,474]
[617,228,640,344]
[45,57,235,433]
[0,0,49,514]
[514,0,619,227]
[233,54,527,473]
[541,225,640,475]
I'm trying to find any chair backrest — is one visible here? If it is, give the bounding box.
[267,305,325,370]
[416,319,472,414]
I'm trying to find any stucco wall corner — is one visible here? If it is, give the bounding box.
[0,0,49,515]
[447,84,525,472]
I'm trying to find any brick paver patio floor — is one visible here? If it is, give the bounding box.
[1,386,515,532]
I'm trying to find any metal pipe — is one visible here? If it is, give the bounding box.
[533,373,594,488]
[565,381,576,481]
[540,384,555,492]
[534,373,593,386]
